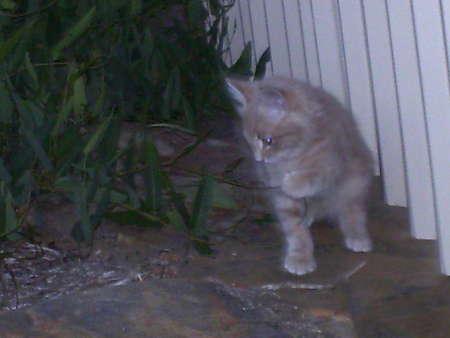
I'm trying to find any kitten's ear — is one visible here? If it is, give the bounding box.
[260,89,287,123]
[226,79,252,115]
[261,89,285,108]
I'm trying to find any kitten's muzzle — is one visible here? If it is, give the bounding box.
[254,154,264,162]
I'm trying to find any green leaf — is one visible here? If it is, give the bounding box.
[129,0,142,15]
[52,6,97,60]
[166,210,185,231]
[54,176,80,201]
[254,47,271,80]
[0,0,16,10]
[73,72,88,120]
[0,83,13,123]
[92,82,105,118]
[228,41,253,77]
[25,52,38,88]
[0,26,25,62]
[106,210,160,228]
[188,0,207,29]
[0,185,20,240]
[189,175,214,232]
[20,124,54,172]
[120,138,138,188]
[192,235,213,255]
[108,188,128,204]
[92,117,121,165]
[5,190,18,239]
[83,114,113,156]
[208,0,222,16]
[162,67,181,119]
[9,90,35,128]
[122,184,141,209]
[161,172,191,227]
[26,100,44,128]
[0,199,5,236]
[71,186,92,243]
[0,158,11,183]
[149,123,196,135]
[111,204,167,227]
[54,127,83,176]
[142,138,162,212]
[84,168,102,204]
[142,27,154,57]
[52,97,74,137]
[90,185,112,228]
[182,99,195,130]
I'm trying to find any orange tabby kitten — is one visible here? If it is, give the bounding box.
[227,76,373,275]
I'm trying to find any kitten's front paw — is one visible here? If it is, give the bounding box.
[283,255,316,275]
[345,237,372,252]
[281,172,315,199]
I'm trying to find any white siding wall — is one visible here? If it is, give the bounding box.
[227,0,450,274]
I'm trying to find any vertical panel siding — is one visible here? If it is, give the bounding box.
[387,0,437,240]
[227,1,245,63]
[265,1,292,76]
[440,0,450,276]
[337,0,379,174]
[247,1,271,73]
[236,0,252,48]
[297,0,322,85]
[283,1,308,80]
[412,0,450,272]
[310,1,348,105]
[226,0,450,274]
[362,0,408,207]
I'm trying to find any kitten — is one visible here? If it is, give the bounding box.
[227,76,374,275]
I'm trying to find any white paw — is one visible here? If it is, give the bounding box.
[283,255,317,275]
[345,237,372,252]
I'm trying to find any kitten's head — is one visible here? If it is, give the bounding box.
[227,77,315,164]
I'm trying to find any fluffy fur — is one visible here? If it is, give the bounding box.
[227,76,374,275]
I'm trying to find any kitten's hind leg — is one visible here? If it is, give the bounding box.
[275,194,316,275]
[338,204,372,252]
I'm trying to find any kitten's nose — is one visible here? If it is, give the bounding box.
[253,148,263,162]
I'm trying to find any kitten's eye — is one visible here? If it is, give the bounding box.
[262,138,273,146]
[256,133,273,146]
